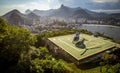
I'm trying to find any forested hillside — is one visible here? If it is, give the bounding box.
[0,18,73,73]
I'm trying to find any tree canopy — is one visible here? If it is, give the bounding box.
[0,18,73,73]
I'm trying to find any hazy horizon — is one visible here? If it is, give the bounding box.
[0,0,120,16]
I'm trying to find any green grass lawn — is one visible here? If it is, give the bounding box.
[48,34,116,61]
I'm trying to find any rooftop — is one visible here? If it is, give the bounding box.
[48,34,116,61]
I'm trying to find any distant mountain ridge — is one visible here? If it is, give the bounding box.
[2,9,39,25]
[1,4,120,26]
[31,4,108,19]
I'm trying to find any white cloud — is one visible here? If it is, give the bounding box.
[65,0,71,1]
[47,0,52,3]
[27,2,51,10]
[93,0,119,3]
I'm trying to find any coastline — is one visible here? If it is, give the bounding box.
[82,24,120,28]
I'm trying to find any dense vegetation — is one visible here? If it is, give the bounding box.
[100,53,120,73]
[0,18,73,73]
[0,18,120,73]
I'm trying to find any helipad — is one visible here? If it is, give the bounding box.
[48,34,116,61]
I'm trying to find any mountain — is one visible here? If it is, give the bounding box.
[27,12,40,20]
[2,9,40,25]
[25,9,32,14]
[31,4,108,19]
[2,4,119,26]
[48,4,75,18]
[32,4,89,18]
[85,9,108,19]
[73,9,94,19]
[32,9,54,17]
[2,9,26,25]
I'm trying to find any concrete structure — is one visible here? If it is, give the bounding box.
[46,34,118,64]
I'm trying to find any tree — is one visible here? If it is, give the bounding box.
[100,54,118,73]
[0,18,7,42]
[0,18,36,73]
[30,58,73,73]
[0,18,74,73]
[110,63,120,73]
[29,47,73,73]
[52,60,73,73]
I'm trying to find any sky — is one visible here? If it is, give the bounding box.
[0,0,120,15]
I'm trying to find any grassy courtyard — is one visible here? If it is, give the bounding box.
[48,34,116,61]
